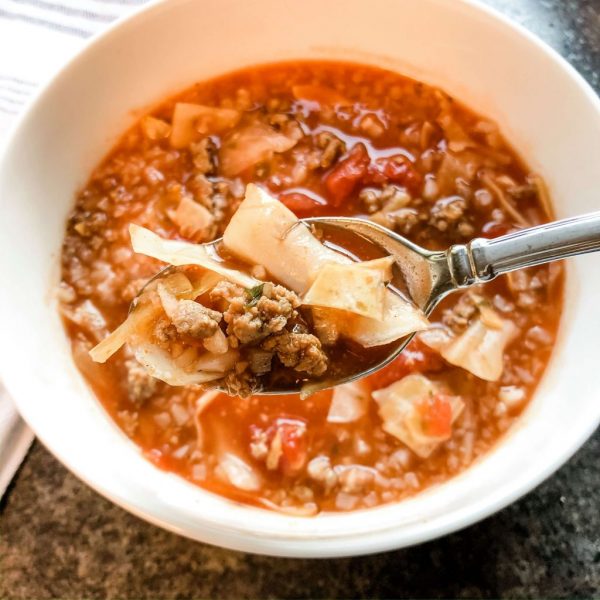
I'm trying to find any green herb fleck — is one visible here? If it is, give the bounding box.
[245,283,264,307]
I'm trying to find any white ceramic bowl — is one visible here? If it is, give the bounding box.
[1,0,599,558]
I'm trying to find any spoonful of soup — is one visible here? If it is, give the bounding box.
[89,184,600,397]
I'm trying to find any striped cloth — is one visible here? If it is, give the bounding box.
[0,0,150,498]
[0,0,148,136]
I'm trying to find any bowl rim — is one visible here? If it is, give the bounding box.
[1,0,599,557]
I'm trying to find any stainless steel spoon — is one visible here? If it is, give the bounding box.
[293,211,600,391]
[307,211,600,312]
[135,211,600,394]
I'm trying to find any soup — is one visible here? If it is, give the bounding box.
[59,62,563,514]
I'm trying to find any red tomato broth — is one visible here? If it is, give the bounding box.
[59,61,563,513]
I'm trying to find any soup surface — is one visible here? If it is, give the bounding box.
[60,61,563,514]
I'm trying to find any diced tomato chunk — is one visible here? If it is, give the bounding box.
[278,421,308,474]
[323,142,370,206]
[279,192,325,217]
[366,337,445,390]
[266,418,308,476]
[418,394,452,437]
[367,156,423,195]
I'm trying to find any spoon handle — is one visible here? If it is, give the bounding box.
[448,211,600,285]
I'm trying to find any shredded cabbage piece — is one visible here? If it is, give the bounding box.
[129,224,257,288]
[303,261,389,320]
[372,373,464,458]
[89,271,196,363]
[224,184,348,293]
[481,171,530,227]
[356,256,395,280]
[327,381,370,423]
[217,453,261,491]
[61,299,107,343]
[170,102,240,148]
[529,173,553,220]
[223,185,429,346]
[437,111,476,153]
[219,121,300,177]
[134,343,222,386]
[471,294,504,329]
[141,115,171,140]
[420,307,517,382]
[304,256,399,323]
[157,283,179,320]
[161,271,195,296]
[191,271,222,298]
[192,389,221,450]
[195,348,239,373]
[498,385,526,409]
[435,151,476,195]
[337,291,430,348]
[89,301,160,363]
[203,328,229,354]
[441,318,517,381]
[167,195,214,241]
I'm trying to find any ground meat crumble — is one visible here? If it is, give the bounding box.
[262,331,328,377]
[211,281,300,345]
[169,300,222,339]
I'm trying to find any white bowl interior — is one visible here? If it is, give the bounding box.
[1,0,599,557]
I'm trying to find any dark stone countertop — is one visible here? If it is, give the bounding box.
[1,1,599,598]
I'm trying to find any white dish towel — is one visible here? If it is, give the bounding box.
[0,0,148,499]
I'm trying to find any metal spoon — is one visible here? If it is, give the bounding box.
[135,211,600,394]
[307,210,600,312]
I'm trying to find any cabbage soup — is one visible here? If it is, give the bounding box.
[59,62,563,514]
